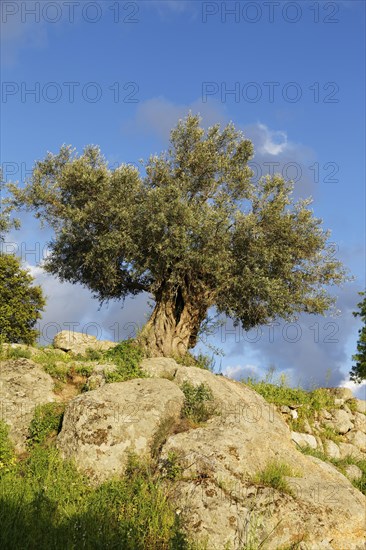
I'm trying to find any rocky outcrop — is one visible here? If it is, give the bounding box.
[53,330,117,355]
[57,378,184,482]
[0,359,55,451]
[2,352,365,549]
[160,425,365,549]
[57,359,366,548]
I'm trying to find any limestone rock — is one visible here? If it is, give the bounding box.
[345,430,366,452]
[291,432,317,449]
[53,330,117,355]
[57,378,184,482]
[327,409,354,434]
[345,464,363,481]
[353,412,366,433]
[338,442,364,461]
[354,399,366,414]
[324,439,340,460]
[320,409,332,420]
[0,359,55,451]
[140,357,179,380]
[160,418,365,550]
[302,418,313,434]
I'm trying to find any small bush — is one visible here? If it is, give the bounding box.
[75,347,103,362]
[252,460,297,496]
[159,451,184,481]
[27,403,65,447]
[73,363,95,377]
[181,381,216,424]
[104,339,146,382]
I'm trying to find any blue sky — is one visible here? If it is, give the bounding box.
[1,1,365,396]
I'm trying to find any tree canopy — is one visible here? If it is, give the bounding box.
[350,292,366,383]
[0,253,45,345]
[8,114,348,356]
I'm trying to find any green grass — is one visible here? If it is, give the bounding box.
[243,371,338,433]
[174,351,216,371]
[251,460,299,496]
[0,422,17,473]
[30,340,147,386]
[0,345,32,360]
[0,419,191,550]
[32,349,74,381]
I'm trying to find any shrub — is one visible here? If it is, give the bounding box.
[159,451,184,481]
[181,381,216,424]
[104,339,146,382]
[74,347,103,362]
[27,403,65,447]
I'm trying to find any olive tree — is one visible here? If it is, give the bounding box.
[9,114,347,357]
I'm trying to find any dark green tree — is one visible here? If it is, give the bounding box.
[9,114,348,357]
[0,253,45,345]
[350,292,366,383]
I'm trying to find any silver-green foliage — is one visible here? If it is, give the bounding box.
[8,114,348,344]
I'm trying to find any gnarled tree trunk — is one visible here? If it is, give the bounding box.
[138,281,210,358]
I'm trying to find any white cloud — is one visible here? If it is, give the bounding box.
[223,363,261,381]
[27,264,151,345]
[338,378,366,400]
[252,123,288,156]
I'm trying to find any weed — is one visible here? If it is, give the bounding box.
[174,351,215,371]
[73,363,95,377]
[3,346,32,360]
[243,372,337,435]
[252,460,298,496]
[151,417,177,459]
[318,425,342,444]
[159,451,184,481]
[181,381,216,424]
[27,403,65,448]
